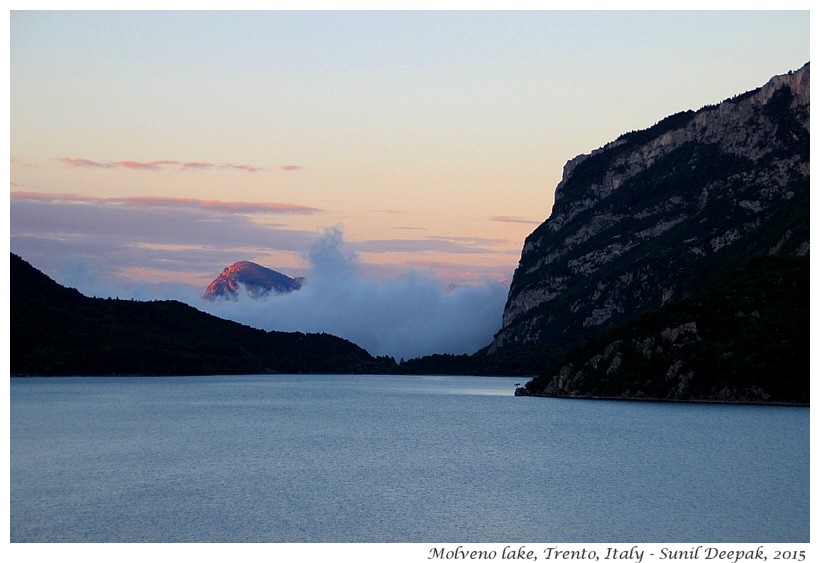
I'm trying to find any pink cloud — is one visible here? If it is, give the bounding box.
[56,158,116,169]
[53,157,270,173]
[225,163,262,172]
[281,165,303,172]
[112,160,165,170]
[11,190,88,203]
[128,196,320,215]
[182,162,214,170]
[11,191,323,216]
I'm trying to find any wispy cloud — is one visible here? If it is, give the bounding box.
[226,163,264,172]
[114,160,173,170]
[281,165,303,172]
[490,215,542,224]
[130,196,322,215]
[11,191,90,203]
[55,157,116,169]
[180,161,212,170]
[10,193,323,292]
[10,191,323,215]
[351,235,509,255]
[54,157,279,173]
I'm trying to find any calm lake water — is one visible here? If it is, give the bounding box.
[10,374,809,543]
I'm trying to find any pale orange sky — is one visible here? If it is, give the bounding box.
[11,10,809,290]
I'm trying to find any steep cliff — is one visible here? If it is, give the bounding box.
[491,64,809,393]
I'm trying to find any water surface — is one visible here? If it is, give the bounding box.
[10,374,809,542]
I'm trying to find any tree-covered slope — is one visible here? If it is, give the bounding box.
[11,253,394,376]
[523,255,809,404]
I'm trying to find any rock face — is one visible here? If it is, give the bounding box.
[491,63,810,378]
[527,256,809,404]
[203,261,303,301]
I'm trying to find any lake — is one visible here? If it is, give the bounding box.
[9,374,809,543]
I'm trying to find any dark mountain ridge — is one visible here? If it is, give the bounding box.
[11,253,393,376]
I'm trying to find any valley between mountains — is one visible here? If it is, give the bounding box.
[11,64,809,405]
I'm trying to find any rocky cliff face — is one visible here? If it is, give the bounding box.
[491,63,809,372]
[203,261,303,301]
[526,255,809,404]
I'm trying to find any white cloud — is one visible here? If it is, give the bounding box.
[197,226,507,360]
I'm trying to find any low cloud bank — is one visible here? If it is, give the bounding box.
[29,226,509,360]
[197,227,508,360]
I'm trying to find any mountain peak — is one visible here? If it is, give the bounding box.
[203,261,303,301]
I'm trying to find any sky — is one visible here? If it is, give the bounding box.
[8,8,810,359]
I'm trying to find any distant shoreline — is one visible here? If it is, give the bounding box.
[11,372,807,407]
[521,392,809,408]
